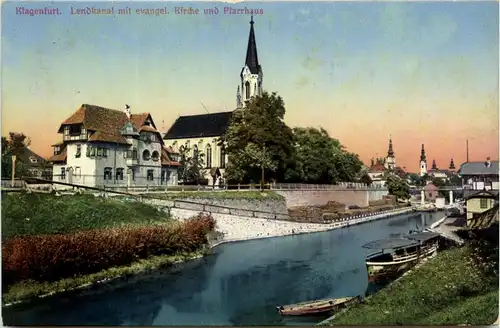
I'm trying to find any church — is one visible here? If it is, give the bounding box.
[163,16,263,183]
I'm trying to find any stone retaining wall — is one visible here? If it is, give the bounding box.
[276,190,370,208]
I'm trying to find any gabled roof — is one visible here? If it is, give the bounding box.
[16,146,51,167]
[57,104,157,145]
[465,190,499,200]
[49,144,67,163]
[161,146,181,167]
[163,111,233,140]
[458,161,499,176]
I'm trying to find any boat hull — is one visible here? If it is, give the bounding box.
[277,296,361,316]
[366,245,438,283]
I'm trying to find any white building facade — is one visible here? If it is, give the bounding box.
[50,104,180,189]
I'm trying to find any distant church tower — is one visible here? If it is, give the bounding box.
[419,144,427,176]
[237,15,263,108]
[384,137,396,170]
[431,159,438,170]
[449,158,456,171]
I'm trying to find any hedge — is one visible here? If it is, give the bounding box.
[2,213,216,287]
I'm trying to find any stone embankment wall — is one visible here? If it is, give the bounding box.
[276,189,388,208]
[141,197,290,220]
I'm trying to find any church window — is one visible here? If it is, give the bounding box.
[220,145,226,168]
[245,81,250,100]
[206,144,212,168]
[151,151,160,161]
[193,145,199,160]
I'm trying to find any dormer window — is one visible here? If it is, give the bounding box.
[54,146,61,155]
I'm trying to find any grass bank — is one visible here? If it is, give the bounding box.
[141,190,285,201]
[3,251,206,305]
[2,193,170,238]
[323,247,498,325]
[2,192,217,305]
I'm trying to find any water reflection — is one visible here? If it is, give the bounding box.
[3,212,445,326]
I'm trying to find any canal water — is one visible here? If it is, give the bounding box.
[3,211,445,326]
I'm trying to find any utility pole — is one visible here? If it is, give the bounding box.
[466,139,469,162]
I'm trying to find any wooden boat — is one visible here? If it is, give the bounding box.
[276,295,362,316]
[364,232,440,284]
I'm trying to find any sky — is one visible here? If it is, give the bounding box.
[2,1,498,173]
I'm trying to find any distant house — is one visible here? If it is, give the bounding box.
[367,163,386,187]
[14,146,53,179]
[465,190,499,226]
[458,158,499,199]
[424,183,438,202]
[49,104,180,188]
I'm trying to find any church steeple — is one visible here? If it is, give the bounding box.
[449,158,456,171]
[387,137,394,157]
[244,15,260,75]
[419,144,427,176]
[431,159,437,170]
[238,15,263,105]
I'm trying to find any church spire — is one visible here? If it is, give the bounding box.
[432,159,437,170]
[387,137,394,157]
[244,15,261,75]
[449,158,456,170]
[420,144,427,162]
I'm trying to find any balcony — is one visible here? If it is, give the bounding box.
[63,134,87,141]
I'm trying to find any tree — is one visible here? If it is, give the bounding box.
[448,174,462,186]
[241,143,278,190]
[432,177,448,198]
[1,132,32,179]
[332,150,364,183]
[407,173,420,186]
[359,173,373,186]
[178,146,206,185]
[223,92,295,184]
[386,175,410,200]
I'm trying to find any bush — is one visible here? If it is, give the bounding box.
[2,213,216,287]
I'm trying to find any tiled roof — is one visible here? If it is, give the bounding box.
[140,125,159,133]
[49,146,67,163]
[16,146,51,167]
[130,113,151,130]
[58,104,156,145]
[458,161,499,176]
[161,146,180,167]
[163,111,233,139]
[368,163,386,173]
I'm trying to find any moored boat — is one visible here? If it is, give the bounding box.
[276,295,362,316]
[364,232,440,284]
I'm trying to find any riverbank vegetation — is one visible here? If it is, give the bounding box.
[2,192,217,305]
[324,225,499,325]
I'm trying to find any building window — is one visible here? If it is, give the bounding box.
[75,145,81,158]
[220,145,226,168]
[116,168,124,180]
[61,167,66,180]
[126,148,138,159]
[161,170,166,184]
[143,150,151,161]
[147,169,154,181]
[206,144,212,168]
[193,145,199,160]
[103,148,108,158]
[97,148,103,157]
[132,168,136,181]
[54,146,61,155]
[91,147,96,157]
[64,127,69,136]
[152,151,160,161]
[74,167,81,177]
[480,198,489,209]
[245,81,250,100]
[104,167,112,180]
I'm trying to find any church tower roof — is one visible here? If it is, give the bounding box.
[431,159,437,170]
[243,16,261,75]
[387,137,394,157]
[420,144,427,162]
[449,158,456,170]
